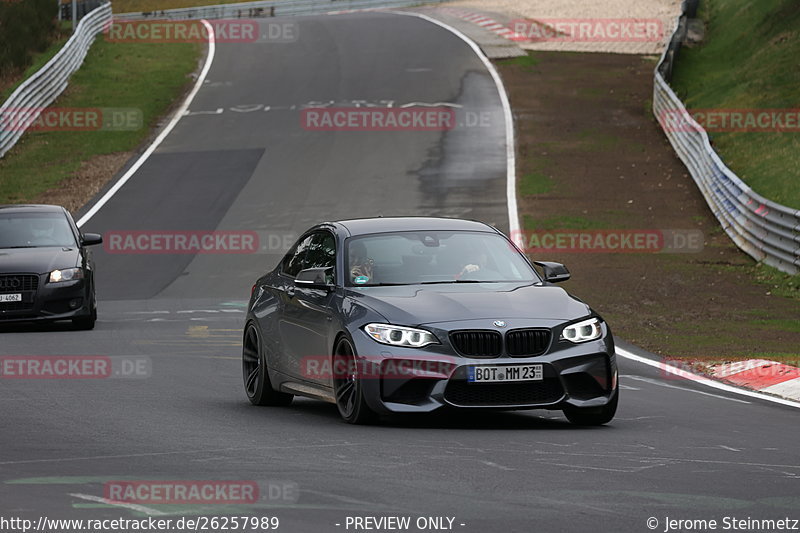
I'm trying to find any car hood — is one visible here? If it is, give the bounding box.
[345,282,591,325]
[0,247,80,274]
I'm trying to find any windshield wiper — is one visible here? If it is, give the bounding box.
[1,245,37,249]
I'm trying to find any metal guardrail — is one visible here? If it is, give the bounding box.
[0,3,112,159]
[113,0,446,20]
[653,2,800,275]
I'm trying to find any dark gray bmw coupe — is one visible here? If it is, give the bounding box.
[243,217,618,425]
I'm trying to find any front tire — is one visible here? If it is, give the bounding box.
[242,324,293,406]
[333,336,377,425]
[563,389,618,426]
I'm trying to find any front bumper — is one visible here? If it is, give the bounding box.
[0,273,92,323]
[350,319,617,414]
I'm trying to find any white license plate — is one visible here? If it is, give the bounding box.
[467,364,543,383]
[0,293,22,303]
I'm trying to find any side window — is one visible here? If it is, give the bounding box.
[282,234,314,278]
[305,231,336,284]
[281,231,336,279]
[305,232,336,269]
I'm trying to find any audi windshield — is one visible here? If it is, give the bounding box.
[0,211,77,249]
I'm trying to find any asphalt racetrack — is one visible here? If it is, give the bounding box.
[1,13,798,533]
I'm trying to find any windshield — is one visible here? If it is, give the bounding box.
[0,211,77,248]
[345,231,537,286]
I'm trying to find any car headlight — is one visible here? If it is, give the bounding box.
[364,323,438,348]
[49,268,84,283]
[560,317,603,343]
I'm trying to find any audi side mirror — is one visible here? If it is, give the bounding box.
[81,233,103,246]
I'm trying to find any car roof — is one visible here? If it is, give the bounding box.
[333,216,499,237]
[0,204,66,214]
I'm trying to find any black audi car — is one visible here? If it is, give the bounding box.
[243,217,617,425]
[0,204,102,329]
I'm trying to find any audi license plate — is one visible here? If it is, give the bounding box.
[0,294,22,303]
[467,364,543,383]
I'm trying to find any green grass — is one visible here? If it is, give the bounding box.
[715,262,800,301]
[751,263,800,300]
[519,170,553,196]
[576,128,622,151]
[522,214,608,231]
[0,37,201,203]
[499,53,539,69]
[670,0,800,208]
[748,318,800,333]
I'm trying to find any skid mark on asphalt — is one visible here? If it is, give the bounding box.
[479,460,514,471]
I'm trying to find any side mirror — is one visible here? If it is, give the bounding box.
[295,267,334,291]
[533,261,570,283]
[81,233,103,246]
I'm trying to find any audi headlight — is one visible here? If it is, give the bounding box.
[560,317,603,343]
[49,267,84,283]
[364,323,438,348]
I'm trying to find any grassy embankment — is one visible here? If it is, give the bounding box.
[670,0,800,208]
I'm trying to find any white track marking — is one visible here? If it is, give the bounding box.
[76,20,216,228]
[617,348,800,409]
[624,375,750,404]
[762,378,800,399]
[68,493,165,516]
[389,11,520,236]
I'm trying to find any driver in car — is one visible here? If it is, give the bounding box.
[29,218,57,245]
[349,241,374,283]
[455,252,501,281]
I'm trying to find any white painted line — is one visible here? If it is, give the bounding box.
[76,20,217,228]
[69,493,166,516]
[762,378,800,399]
[390,11,520,236]
[617,348,800,409]
[624,375,750,404]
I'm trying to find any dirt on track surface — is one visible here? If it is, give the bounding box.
[497,51,800,362]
